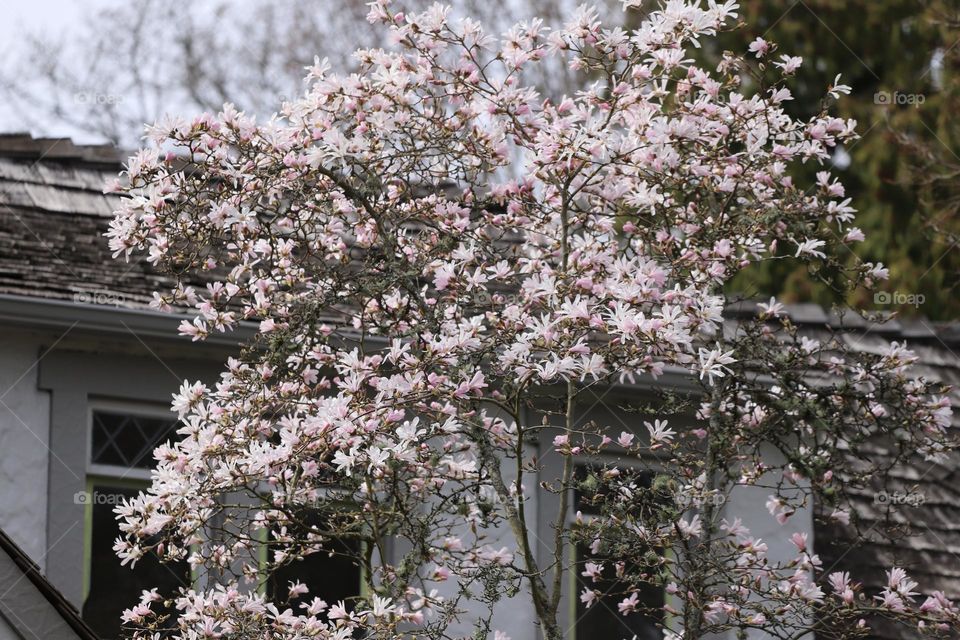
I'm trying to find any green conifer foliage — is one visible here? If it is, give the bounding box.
[717,1,960,319]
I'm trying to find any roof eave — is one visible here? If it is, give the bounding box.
[0,293,256,347]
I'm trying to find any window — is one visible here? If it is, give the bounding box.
[81,405,190,640]
[572,464,664,640]
[80,404,364,638]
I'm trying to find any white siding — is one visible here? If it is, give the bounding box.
[0,331,51,569]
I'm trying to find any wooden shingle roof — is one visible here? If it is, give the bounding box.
[0,133,178,310]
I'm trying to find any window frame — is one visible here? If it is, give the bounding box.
[38,347,228,610]
[248,463,371,603]
[532,389,690,640]
[256,501,369,606]
[81,400,193,632]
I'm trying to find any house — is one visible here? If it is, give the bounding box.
[0,133,957,639]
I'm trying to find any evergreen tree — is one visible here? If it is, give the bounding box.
[719,0,960,319]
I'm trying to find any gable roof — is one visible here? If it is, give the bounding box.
[0,528,100,640]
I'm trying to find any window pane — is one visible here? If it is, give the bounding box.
[267,510,362,609]
[82,484,189,639]
[91,411,178,469]
[574,542,663,640]
[574,465,664,640]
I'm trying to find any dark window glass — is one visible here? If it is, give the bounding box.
[573,541,663,640]
[82,484,189,639]
[91,411,178,469]
[574,465,659,513]
[574,465,664,640]
[267,510,362,609]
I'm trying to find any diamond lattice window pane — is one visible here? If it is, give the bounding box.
[90,411,179,469]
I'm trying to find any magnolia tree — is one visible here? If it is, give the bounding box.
[107,1,960,638]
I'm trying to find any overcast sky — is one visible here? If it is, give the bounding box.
[0,0,114,139]
[12,1,352,146]
[0,0,94,42]
[0,0,618,146]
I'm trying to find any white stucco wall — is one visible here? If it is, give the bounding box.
[0,331,51,569]
[722,443,814,640]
